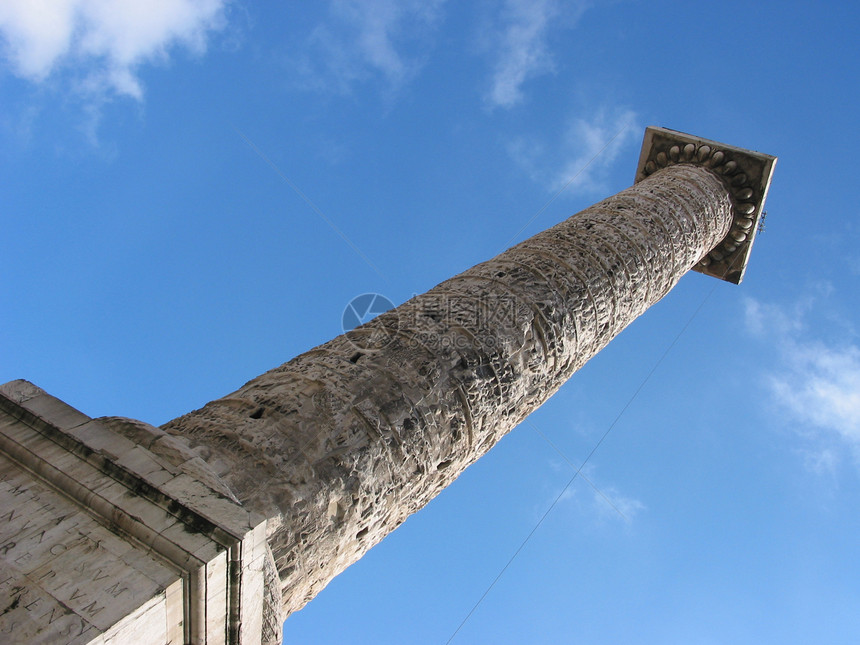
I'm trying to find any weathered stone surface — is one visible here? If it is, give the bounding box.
[0,380,282,644]
[162,162,738,617]
[0,129,776,642]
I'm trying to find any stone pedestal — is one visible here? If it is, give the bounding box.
[0,380,282,644]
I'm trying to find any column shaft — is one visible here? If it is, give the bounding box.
[162,163,734,615]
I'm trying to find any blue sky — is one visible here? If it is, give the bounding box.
[1,1,859,643]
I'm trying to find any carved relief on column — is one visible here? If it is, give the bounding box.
[162,156,741,618]
[635,127,777,284]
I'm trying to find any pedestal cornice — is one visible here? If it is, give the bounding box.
[635,126,777,284]
[0,380,282,644]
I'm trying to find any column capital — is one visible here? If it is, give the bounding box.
[635,126,777,284]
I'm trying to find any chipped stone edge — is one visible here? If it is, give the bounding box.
[635,126,777,284]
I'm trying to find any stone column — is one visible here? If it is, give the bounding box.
[161,128,776,618]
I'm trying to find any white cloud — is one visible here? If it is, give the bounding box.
[0,0,227,99]
[770,342,860,445]
[744,296,805,338]
[591,485,645,524]
[745,295,860,467]
[300,0,445,94]
[510,107,640,196]
[484,0,588,109]
[554,463,645,525]
[550,109,640,193]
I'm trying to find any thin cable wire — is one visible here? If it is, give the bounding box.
[527,419,628,521]
[446,277,722,643]
[232,125,388,283]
